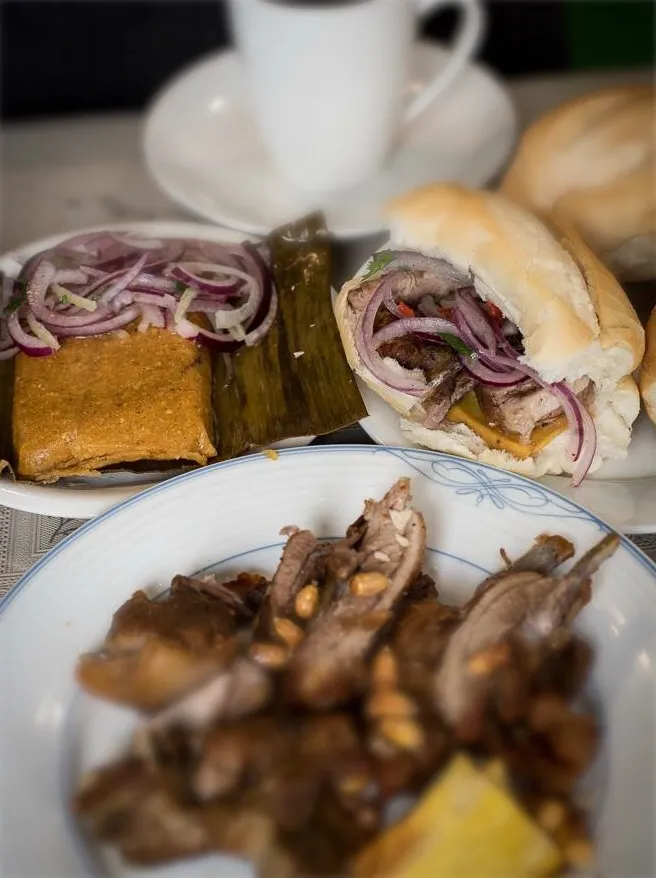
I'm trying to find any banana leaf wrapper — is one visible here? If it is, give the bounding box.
[212,214,366,460]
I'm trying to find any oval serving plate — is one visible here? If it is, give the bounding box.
[0,221,314,519]
[0,446,654,877]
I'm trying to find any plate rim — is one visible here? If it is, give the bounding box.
[142,41,519,239]
[2,444,655,622]
[358,389,656,536]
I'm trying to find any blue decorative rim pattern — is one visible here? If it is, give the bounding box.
[2,446,655,624]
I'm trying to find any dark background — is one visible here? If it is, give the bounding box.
[1,0,654,121]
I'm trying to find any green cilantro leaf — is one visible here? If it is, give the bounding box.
[362,250,395,280]
[437,333,475,358]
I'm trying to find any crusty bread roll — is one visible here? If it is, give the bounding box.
[640,306,656,425]
[500,85,656,281]
[334,183,644,480]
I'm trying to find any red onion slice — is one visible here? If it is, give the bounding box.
[48,306,141,337]
[245,288,278,347]
[460,357,526,386]
[556,385,597,485]
[7,312,56,356]
[371,316,461,347]
[99,254,148,305]
[454,289,497,352]
[367,250,470,288]
[355,279,427,396]
[169,263,245,297]
[27,262,113,328]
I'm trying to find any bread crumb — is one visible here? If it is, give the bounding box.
[263,449,280,461]
[293,351,304,358]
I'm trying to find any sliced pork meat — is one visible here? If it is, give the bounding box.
[73,754,277,867]
[434,533,619,739]
[252,529,332,643]
[377,333,458,383]
[475,377,591,443]
[388,588,460,707]
[285,479,426,709]
[75,574,261,711]
[147,655,272,734]
[186,572,269,619]
[464,534,575,610]
[414,369,475,429]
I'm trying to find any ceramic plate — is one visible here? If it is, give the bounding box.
[357,380,656,535]
[143,43,517,238]
[0,446,654,877]
[0,221,314,519]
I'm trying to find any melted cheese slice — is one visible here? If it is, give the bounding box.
[446,392,567,460]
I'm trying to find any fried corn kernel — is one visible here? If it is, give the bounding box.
[294,584,319,619]
[370,648,399,689]
[350,572,390,597]
[273,617,304,649]
[378,717,424,752]
[249,642,289,669]
[536,800,566,834]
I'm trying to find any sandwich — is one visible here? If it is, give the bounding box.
[334,183,645,485]
[13,328,216,481]
[639,306,656,426]
[500,85,656,282]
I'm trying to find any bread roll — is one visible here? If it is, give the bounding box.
[335,183,644,480]
[500,85,656,281]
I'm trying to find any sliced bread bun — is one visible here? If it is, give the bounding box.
[337,183,644,388]
[334,183,645,478]
[500,85,656,281]
[639,306,656,425]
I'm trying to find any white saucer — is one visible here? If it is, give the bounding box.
[143,43,517,239]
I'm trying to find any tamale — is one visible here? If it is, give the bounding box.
[12,329,216,482]
[212,214,366,459]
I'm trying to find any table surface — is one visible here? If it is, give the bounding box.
[1,67,654,597]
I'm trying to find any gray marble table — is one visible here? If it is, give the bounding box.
[1,67,654,597]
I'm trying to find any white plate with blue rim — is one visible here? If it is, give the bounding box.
[0,445,654,877]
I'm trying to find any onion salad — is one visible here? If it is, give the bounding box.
[0,231,278,361]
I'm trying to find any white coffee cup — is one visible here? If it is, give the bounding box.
[228,0,485,192]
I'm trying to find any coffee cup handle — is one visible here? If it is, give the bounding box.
[404,0,486,122]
